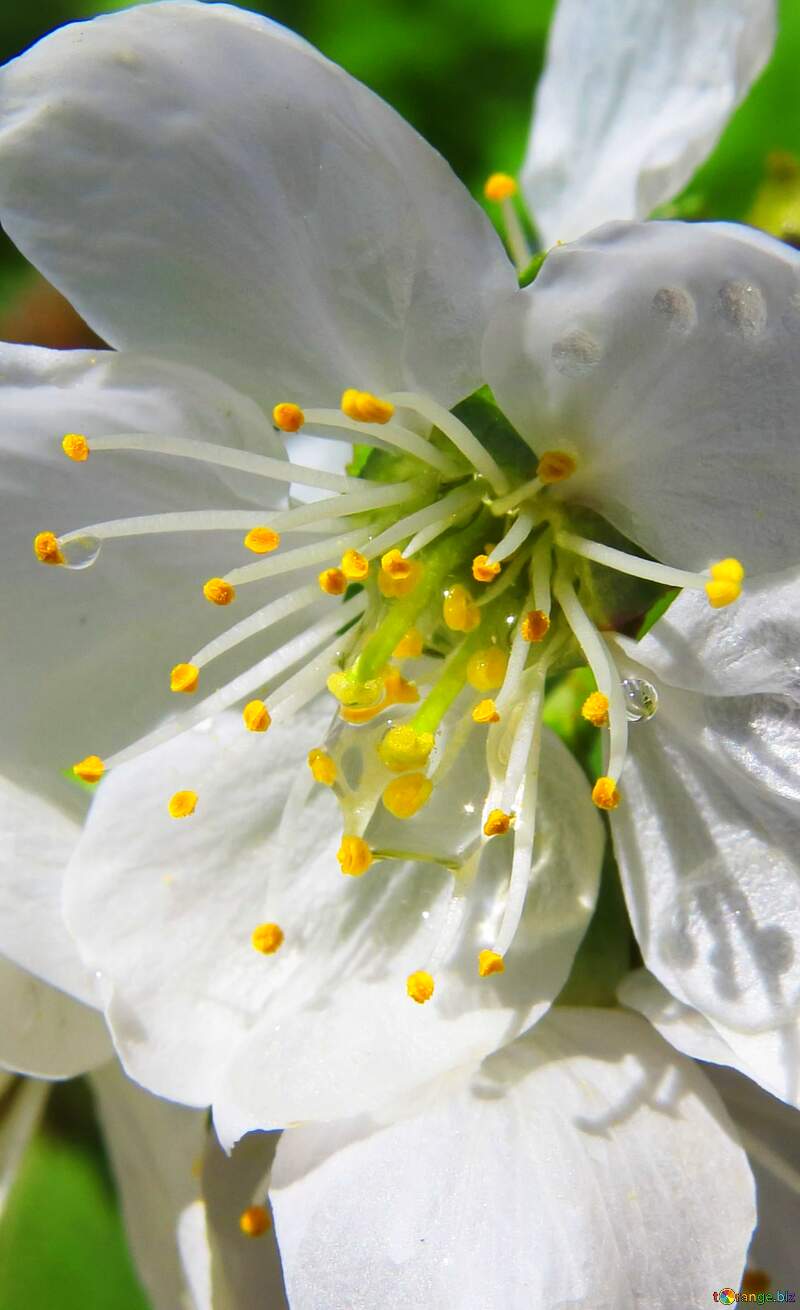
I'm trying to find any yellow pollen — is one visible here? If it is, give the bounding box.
[478,949,505,977]
[592,776,620,810]
[382,772,433,819]
[33,530,64,566]
[467,646,508,692]
[341,548,369,581]
[472,553,501,583]
[521,609,550,642]
[379,553,422,598]
[243,700,271,732]
[443,584,481,632]
[378,724,435,772]
[72,755,105,785]
[537,450,577,484]
[168,790,197,818]
[272,402,304,432]
[381,548,412,579]
[484,172,517,202]
[244,526,281,555]
[705,557,745,608]
[406,970,435,1004]
[239,1205,272,1237]
[341,388,395,425]
[340,667,418,724]
[203,577,236,606]
[327,670,384,707]
[170,662,199,694]
[393,628,424,659]
[308,748,337,786]
[581,691,610,728]
[472,698,500,724]
[318,567,347,596]
[483,808,512,837]
[337,835,373,877]
[62,432,89,462]
[251,922,284,955]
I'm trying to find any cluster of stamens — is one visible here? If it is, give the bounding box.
[37,293,744,1008]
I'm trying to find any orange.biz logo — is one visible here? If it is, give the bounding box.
[713,1292,797,1304]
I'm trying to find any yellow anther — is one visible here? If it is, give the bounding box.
[442,584,481,632]
[472,698,500,724]
[472,553,501,583]
[483,808,512,837]
[581,691,610,728]
[327,670,384,707]
[62,432,89,462]
[378,724,435,772]
[382,772,432,819]
[171,662,199,694]
[33,530,64,566]
[466,646,508,692]
[244,526,281,555]
[379,553,423,598]
[478,949,505,977]
[318,567,347,596]
[393,628,423,659]
[308,748,337,786]
[73,755,105,785]
[239,1204,272,1237]
[341,388,395,425]
[251,922,284,955]
[705,557,745,608]
[341,548,369,582]
[406,970,435,1004]
[592,776,621,810]
[340,667,418,724]
[243,700,271,733]
[536,450,577,484]
[337,835,373,877]
[484,172,517,202]
[521,609,550,643]
[272,402,304,432]
[168,790,197,818]
[203,577,236,606]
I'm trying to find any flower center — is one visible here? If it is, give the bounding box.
[38,384,743,1000]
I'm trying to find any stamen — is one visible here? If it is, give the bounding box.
[251,923,285,955]
[341,389,394,425]
[484,809,512,837]
[341,549,369,582]
[272,403,304,432]
[500,660,548,814]
[492,733,540,958]
[581,691,609,728]
[73,755,105,784]
[301,407,461,476]
[190,583,318,670]
[386,392,509,494]
[367,484,482,560]
[69,431,366,495]
[171,663,199,694]
[592,777,620,810]
[521,609,550,643]
[483,173,517,202]
[487,509,535,564]
[393,629,423,659]
[466,647,508,692]
[378,551,423,598]
[319,567,347,596]
[472,698,500,724]
[168,790,197,818]
[33,531,64,565]
[243,700,271,733]
[406,970,434,1004]
[483,172,530,274]
[382,772,432,819]
[203,577,236,606]
[531,532,553,615]
[244,527,280,555]
[337,835,373,877]
[378,725,435,772]
[239,1205,272,1237]
[478,949,505,977]
[557,532,745,606]
[489,475,543,517]
[472,554,501,583]
[308,749,337,786]
[537,450,577,484]
[443,584,481,633]
[62,432,89,462]
[225,529,368,588]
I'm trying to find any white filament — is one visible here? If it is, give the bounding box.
[557,531,707,591]
[387,392,509,495]
[302,408,461,477]
[190,583,318,668]
[493,717,542,958]
[554,575,628,780]
[364,483,481,560]
[225,529,369,587]
[487,509,535,564]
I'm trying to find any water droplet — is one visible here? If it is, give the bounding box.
[61,535,102,570]
[622,677,658,722]
[718,280,767,336]
[551,328,602,377]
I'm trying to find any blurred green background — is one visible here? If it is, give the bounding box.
[2,0,800,1305]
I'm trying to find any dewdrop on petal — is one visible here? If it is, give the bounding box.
[406,970,434,1004]
[239,1205,272,1236]
[337,836,373,877]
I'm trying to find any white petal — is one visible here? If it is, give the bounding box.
[619,566,800,698]
[0,956,109,1078]
[91,1062,208,1310]
[484,221,800,572]
[0,2,513,408]
[611,669,800,1034]
[65,702,602,1127]
[524,0,775,245]
[621,969,800,1110]
[271,1008,755,1309]
[0,342,283,806]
